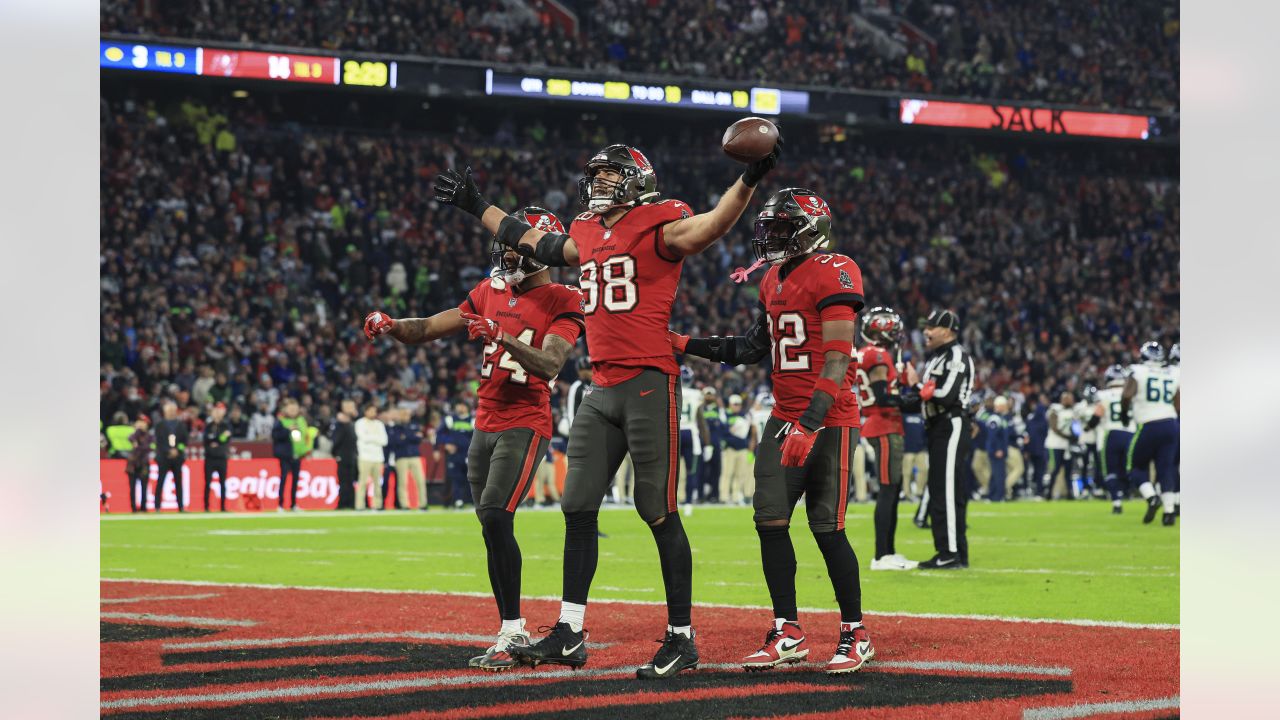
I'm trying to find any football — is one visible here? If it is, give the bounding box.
[722,116,779,163]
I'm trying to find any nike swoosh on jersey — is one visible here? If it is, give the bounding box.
[561,641,584,656]
[654,655,681,674]
[832,261,847,267]
[640,389,655,397]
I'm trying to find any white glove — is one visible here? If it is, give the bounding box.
[701,446,713,462]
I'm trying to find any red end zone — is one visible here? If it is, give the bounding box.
[101,581,1178,719]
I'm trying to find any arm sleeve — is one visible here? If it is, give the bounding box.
[683,309,771,365]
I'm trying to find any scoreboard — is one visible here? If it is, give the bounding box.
[101,40,397,89]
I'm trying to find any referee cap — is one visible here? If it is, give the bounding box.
[925,309,960,332]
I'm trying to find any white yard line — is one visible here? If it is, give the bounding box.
[100,578,1179,630]
[100,611,256,627]
[101,593,220,604]
[1022,696,1179,719]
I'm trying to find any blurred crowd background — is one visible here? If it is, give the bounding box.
[98,0,1178,507]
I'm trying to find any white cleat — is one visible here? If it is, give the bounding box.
[871,554,919,570]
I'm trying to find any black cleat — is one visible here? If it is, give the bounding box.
[913,517,930,529]
[1162,513,1176,526]
[636,630,699,679]
[917,554,965,570]
[1112,504,1123,515]
[509,622,588,669]
[1173,504,1180,517]
[1142,497,1161,524]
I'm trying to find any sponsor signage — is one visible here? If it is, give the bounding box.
[485,69,809,115]
[99,459,422,512]
[899,98,1153,140]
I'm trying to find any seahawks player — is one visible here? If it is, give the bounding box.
[1123,342,1180,525]
[1090,366,1137,514]
[677,365,708,505]
[1044,392,1079,499]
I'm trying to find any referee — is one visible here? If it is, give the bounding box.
[903,310,975,569]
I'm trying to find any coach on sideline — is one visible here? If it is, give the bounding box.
[901,310,975,570]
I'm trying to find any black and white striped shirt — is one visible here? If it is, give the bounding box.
[922,341,975,422]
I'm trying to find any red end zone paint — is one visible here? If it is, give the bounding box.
[101,581,1178,718]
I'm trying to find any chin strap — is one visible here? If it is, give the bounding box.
[731,258,766,284]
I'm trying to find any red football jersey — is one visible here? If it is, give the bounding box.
[459,280,585,438]
[759,252,866,428]
[569,199,693,386]
[855,344,905,437]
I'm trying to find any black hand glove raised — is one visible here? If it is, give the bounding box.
[433,166,490,218]
[742,135,783,188]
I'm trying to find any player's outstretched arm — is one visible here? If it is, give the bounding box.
[662,137,781,257]
[364,309,466,344]
[434,167,580,266]
[498,333,577,382]
[670,311,771,365]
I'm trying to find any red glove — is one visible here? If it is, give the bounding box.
[920,380,937,401]
[460,312,502,343]
[780,423,821,467]
[669,331,690,353]
[364,311,395,340]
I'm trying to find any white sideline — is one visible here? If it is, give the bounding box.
[163,630,614,651]
[1022,696,1179,719]
[100,578,1179,630]
[101,593,220,604]
[99,660,1074,711]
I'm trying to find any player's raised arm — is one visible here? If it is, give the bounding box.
[364,308,466,344]
[434,167,580,266]
[670,309,772,365]
[662,138,782,257]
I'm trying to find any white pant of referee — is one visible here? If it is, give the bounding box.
[926,413,972,564]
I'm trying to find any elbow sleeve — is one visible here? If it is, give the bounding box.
[519,231,572,267]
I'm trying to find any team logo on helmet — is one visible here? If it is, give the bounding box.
[753,188,834,266]
[578,144,660,214]
[490,206,561,288]
[860,306,902,346]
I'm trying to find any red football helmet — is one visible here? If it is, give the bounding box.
[860,306,903,346]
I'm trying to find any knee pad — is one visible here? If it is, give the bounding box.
[563,510,598,542]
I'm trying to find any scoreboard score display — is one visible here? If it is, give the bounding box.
[101,41,398,89]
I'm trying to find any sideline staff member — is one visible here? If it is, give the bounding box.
[902,310,974,569]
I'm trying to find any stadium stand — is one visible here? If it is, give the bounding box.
[99,0,1178,110]
[99,80,1178,441]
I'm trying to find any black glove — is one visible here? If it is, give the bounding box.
[433,166,490,218]
[742,135,783,188]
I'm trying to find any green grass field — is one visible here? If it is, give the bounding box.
[101,500,1178,626]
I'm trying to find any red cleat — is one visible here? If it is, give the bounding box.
[826,622,875,674]
[742,620,809,671]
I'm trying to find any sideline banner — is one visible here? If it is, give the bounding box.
[100,458,424,512]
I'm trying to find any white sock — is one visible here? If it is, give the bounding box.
[774,617,788,631]
[840,621,864,632]
[500,618,525,635]
[1138,481,1156,500]
[668,624,692,638]
[559,602,586,633]
[1161,491,1176,513]
[1112,499,1122,508]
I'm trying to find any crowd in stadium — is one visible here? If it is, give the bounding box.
[100,0,1178,110]
[99,81,1177,507]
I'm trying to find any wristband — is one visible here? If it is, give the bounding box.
[820,340,853,358]
[670,332,690,353]
[813,376,841,398]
